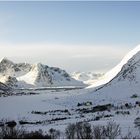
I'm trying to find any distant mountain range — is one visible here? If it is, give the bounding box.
[71,71,104,85]
[1,44,140,94]
[0,58,85,88]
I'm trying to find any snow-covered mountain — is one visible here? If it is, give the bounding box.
[17,63,85,88]
[89,45,140,98]
[71,71,104,85]
[0,58,85,88]
[0,57,31,77]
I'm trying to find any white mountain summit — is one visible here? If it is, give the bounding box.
[0,58,85,88]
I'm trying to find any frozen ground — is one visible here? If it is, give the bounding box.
[0,87,140,137]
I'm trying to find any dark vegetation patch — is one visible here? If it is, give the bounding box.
[77,101,92,107]
[76,104,112,114]
[115,111,130,115]
[65,121,121,139]
[0,119,140,139]
[5,121,17,128]
[51,117,70,121]
[19,116,71,126]
[131,94,139,98]
[19,120,42,125]
[31,109,71,115]
[113,102,135,110]
[93,114,113,121]
[31,111,48,115]
[94,116,102,121]
[0,120,53,138]
[104,114,114,118]
[135,101,140,106]
[134,117,140,127]
[1,91,39,97]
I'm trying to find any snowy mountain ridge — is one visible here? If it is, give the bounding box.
[86,45,140,100]
[88,45,140,88]
[0,58,85,88]
[0,57,31,77]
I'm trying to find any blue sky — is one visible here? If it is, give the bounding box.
[0,1,140,72]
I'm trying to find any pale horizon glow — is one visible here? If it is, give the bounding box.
[0,42,130,73]
[0,1,140,73]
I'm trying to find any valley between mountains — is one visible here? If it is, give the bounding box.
[1,45,140,138]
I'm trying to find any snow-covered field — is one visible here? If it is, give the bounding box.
[0,87,140,137]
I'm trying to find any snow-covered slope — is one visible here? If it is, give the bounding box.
[88,45,140,88]
[17,63,52,87]
[71,71,104,85]
[17,63,85,88]
[0,58,85,88]
[88,45,140,98]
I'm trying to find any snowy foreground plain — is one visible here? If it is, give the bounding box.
[0,87,140,137]
[2,45,140,137]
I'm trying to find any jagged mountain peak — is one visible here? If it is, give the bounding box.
[0,58,85,88]
[0,57,31,77]
[0,57,10,61]
[0,57,14,65]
